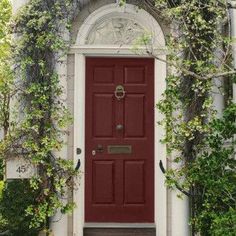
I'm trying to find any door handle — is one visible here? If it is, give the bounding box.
[92,145,104,156]
[96,144,104,153]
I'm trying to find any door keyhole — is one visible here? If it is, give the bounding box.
[92,150,96,156]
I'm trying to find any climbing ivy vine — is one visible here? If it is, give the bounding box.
[0,0,12,171]
[151,0,236,235]
[0,0,12,232]
[0,0,80,233]
[0,0,235,235]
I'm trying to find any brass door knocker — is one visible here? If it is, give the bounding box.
[114,85,126,100]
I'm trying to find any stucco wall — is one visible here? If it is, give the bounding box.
[11,0,28,13]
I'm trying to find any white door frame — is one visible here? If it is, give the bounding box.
[72,4,167,236]
[73,50,167,236]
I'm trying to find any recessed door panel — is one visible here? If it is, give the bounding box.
[124,94,145,138]
[93,94,114,137]
[124,161,145,204]
[85,58,154,222]
[124,66,145,84]
[93,66,114,84]
[92,161,115,204]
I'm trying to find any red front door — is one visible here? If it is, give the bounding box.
[85,57,154,222]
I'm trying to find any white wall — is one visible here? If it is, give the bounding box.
[230,4,236,103]
[11,0,28,14]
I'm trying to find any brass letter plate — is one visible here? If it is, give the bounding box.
[108,145,132,154]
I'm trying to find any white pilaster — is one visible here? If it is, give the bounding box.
[50,210,68,236]
[50,56,69,236]
[155,56,167,236]
[212,77,224,117]
[170,155,190,236]
[171,192,189,236]
[73,53,85,236]
[230,1,236,103]
[11,0,28,14]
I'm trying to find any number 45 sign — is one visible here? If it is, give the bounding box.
[5,157,37,179]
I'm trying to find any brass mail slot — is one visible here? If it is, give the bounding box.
[108,145,132,154]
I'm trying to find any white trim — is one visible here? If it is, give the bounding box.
[73,52,167,236]
[72,4,167,236]
[73,54,85,236]
[155,56,167,236]
[69,45,167,55]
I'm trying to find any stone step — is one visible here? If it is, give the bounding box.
[84,228,156,236]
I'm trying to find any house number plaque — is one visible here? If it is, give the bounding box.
[5,157,37,179]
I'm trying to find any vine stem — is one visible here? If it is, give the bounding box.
[147,51,236,80]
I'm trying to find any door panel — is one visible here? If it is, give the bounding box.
[93,94,114,137]
[124,94,145,137]
[124,66,146,84]
[92,161,115,204]
[85,57,154,222]
[93,66,115,84]
[124,161,145,204]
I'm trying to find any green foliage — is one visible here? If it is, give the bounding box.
[0,0,80,231]
[0,0,235,234]
[0,0,12,154]
[0,181,7,232]
[0,0,11,57]
[118,0,126,7]
[0,181,3,198]
[155,0,236,235]
[0,181,6,229]
[0,0,12,180]
[188,103,236,235]
[0,180,40,235]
